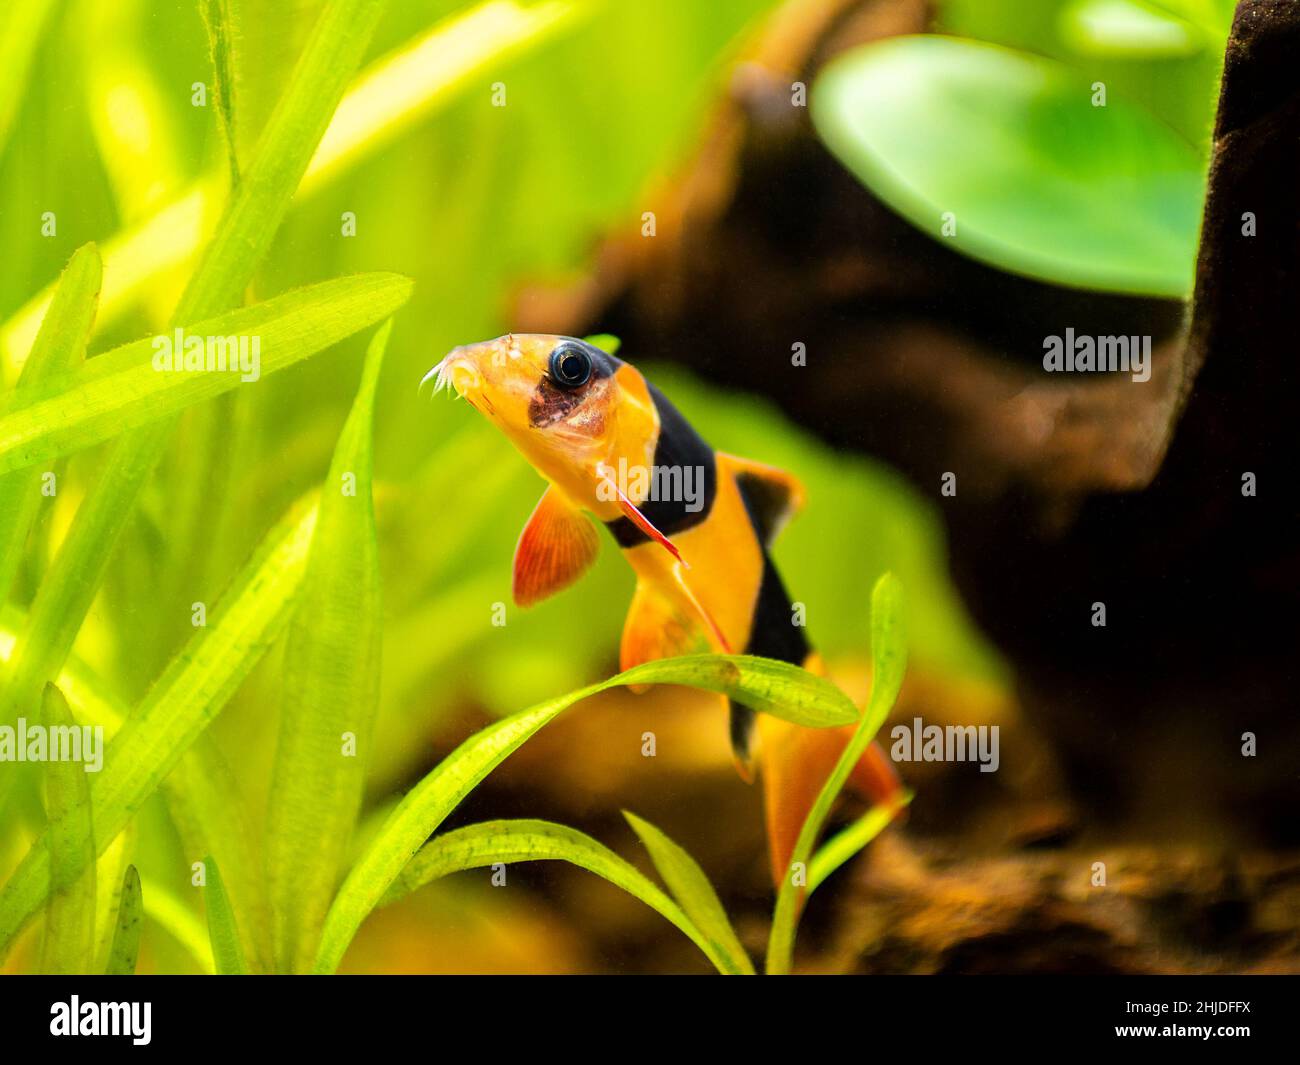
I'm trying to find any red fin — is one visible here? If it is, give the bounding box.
[671,568,733,654]
[603,475,688,568]
[512,487,599,607]
[758,717,903,888]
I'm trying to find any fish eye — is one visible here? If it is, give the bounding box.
[548,342,593,389]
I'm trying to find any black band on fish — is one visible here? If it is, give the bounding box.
[729,546,813,768]
[605,381,717,544]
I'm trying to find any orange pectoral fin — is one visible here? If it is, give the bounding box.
[512,486,600,607]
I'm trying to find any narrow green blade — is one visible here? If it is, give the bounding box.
[314,652,854,973]
[624,811,753,975]
[203,855,249,976]
[383,818,742,975]
[266,321,388,973]
[103,865,143,976]
[767,573,908,974]
[37,684,96,975]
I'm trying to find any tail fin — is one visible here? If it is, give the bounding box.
[756,660,903,887]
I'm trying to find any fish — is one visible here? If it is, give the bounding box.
[426,333,903,884]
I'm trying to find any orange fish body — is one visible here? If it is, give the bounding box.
[428,334,901,883]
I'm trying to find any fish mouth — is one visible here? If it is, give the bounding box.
[422,349,499,416]
[421,351,483,399]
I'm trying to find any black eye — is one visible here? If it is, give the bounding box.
[548,342,592,389]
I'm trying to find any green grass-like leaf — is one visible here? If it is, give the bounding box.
[0,273,411,477]
[0,274,405,811]
[2,0,584,372]
[267,321,388,973]
[766,573,908,974]
[90,825,135,974]
[313,652,852,973]
[2,608,270,972]
[807,791,912,895]
[0,243,100,605]
[203,855,249,976]
[174,0,390,324]
[620,654,858,728]
[103,865,143,976]
[0,0,396,816]
[623,810,753,975]
[200,0,243,189]
[164,742,270,973]
[382,817,745,974]
[0,498,320,959]
[37,684,96,975]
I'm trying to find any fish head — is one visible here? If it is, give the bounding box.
[425,334,657,515]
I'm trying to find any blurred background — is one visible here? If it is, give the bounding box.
[4,0,1296,974]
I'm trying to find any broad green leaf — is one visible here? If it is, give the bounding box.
[267,321,388,973]
[807,791,912,895]
[812,35,1204,297]
[313,652,849,973]
[0,272,412,477]
[0,498,320,959]
[382,818,741,975]
[203,855,249,976]
[103,865,143,976]
[623,811,753,975]
[37,684,96,975]
[767,573,908,975]
[0,243,100,606]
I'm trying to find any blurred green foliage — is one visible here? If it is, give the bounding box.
[815,0,1232,295]
[940,0,1232,148]
[0,0,1003,973]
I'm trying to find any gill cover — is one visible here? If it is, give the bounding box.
[425,334,671,607]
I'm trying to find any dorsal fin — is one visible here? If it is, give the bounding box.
[718,453,805,546]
